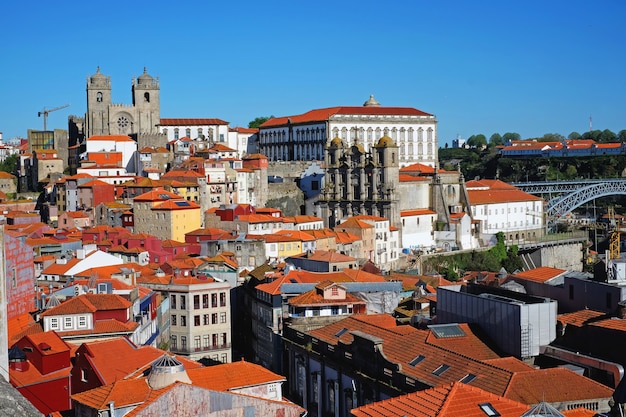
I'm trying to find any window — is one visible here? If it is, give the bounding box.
[203,294,209,308]
[64,317,72,329]
[479,403,501,417]
[78,316,87,328]
[220,354,227,363]
[181,336,187,350]
[220,292,226,307]
[171,315,177,326]
[194,315,201,326]
[180,295,186,310]
[181,315,187,327]
[211,293,217,308]
[409,355,426,366]
[220,312,227,323]
[174,128,179,140]
[81,368,88,382]
[194,336,201,351]
[460,373,477,383]
[212,313,218,324]
[171,294,177,309]
[203,335,209,349]
[432,364,450,376]
[171,335,177,349]
[203,314,210,325]
[194,295,200,309]
[50,318,59,330]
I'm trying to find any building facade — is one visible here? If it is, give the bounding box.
[259,96,437,168]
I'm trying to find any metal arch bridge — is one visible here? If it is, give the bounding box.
[512,179,626,219]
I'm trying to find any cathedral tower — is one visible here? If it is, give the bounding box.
[86,67,112,137]
[132,67,160,135]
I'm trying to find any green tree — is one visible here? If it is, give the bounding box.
[619,130,626,142]
[599,129,617,143]
[502,132,521,142]
[0,154,17,173]
[468,134,487,148]
[248,116,274,129]
[489,133,503,146]
[540,133,565,142]
[568,131,581,140]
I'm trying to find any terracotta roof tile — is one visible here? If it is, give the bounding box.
[510,267,567,283]
[187,359,285,391]
[351,382,531,417]
[261,106,432,128]
[503,367,613,405]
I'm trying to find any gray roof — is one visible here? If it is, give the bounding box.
[0,377,43,417]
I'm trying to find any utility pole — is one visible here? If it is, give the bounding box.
[38,104,70,131]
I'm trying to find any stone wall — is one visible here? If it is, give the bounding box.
[266,182,304,216]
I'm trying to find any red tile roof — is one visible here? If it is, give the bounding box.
[187,359,285,391]
[159,118,229,126]
[503,367,613,405]
[351,382,531,417]
[510,266,566,283]
[39,293,131,317]
[261,106,432,128]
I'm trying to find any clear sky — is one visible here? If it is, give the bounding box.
[1,1,625,146]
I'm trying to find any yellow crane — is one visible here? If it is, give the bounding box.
[608,207,621,260]
[38,104,70,131]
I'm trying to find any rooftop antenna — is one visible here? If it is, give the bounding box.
[590,115,593,133]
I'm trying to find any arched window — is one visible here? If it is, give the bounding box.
[185,128,191,138]
[341,128,348,140]
[96,92,103,102]
[174,128,179,140]
[197,128,203,139]
[408,128,414,141]
[144,92,150,102]
[375,128,381,140]
[418,128,424,141]
[427,128,433,141]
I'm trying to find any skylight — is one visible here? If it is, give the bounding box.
[459,373,477,384]
[432,364,450,376]
[409,355,426,366]
[428,323,466,338]
[334,328,349,337]
[174,201,190,207]
[479,403,501,417]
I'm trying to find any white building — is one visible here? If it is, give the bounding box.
[400,209,437,251]
[466,179,544,244]
[259,95,438,168]
[83,135,138,173]
[158,118,232,151]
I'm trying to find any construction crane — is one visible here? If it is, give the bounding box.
[38,104,70,131]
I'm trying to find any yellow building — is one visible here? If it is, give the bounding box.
[134,188,201,242]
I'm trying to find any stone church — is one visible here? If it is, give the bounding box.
[318,134,400,228]
[68,67,165,173]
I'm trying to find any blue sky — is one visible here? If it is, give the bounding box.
[1,1,625,146]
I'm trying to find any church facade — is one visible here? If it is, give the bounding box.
[318,135,400,229]
[68,68,164,172]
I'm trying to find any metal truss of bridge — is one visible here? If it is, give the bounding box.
[514,178,626,225]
